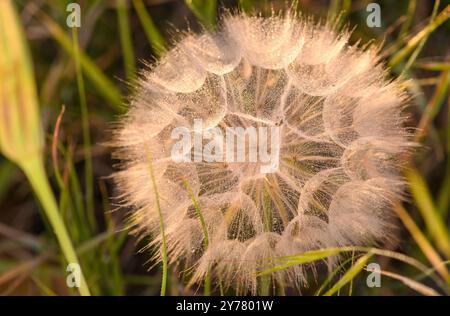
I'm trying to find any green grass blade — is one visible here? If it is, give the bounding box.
[437,93,450,216]
[185,0,217,29]
[183,180,210,295]
[22,158,91,296]
[238,0,253,13]
[0,161,16,204]
[71,28,95,232]
[117,0,136,81]
[148,158,168,296]
[323,253,373,296]
[31,276,58,296]
[389,5,450,67]
[132,0,166,57]
[414,62,450,71]
[348,251,355,295]
[438,172,450,217]
[398,0,417,41]
[259,248,344,276]
[37,10,124,112]
[407,168,450,258]
[315,257,354,296]
[394,204,450,283]
[259,187,273,295]
[402,0,440,73]
[415,70,450,141]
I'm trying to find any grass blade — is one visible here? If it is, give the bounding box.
[414,62,450,71]
[406,168,450,258]
[323,253,373,296]
[401,0,440,73]
[437,93,450,215]
[394,204,450,282]
[0,0,90,295]
[389,5,450,67]
[185,0,217,29]
[398,0,417,41]
[183,180,211,295]
[148,157,168,296]
[415,70,450,142]
[117,0,136,81]
[0,161,16,204]
[23,158,91,296]
[72,28,95,232]
[132,0,166,57]
[238,0,254,13]
[36,9,124,112]
[259,248,344,276]
[315,257,354,296]
[377,269,441,296]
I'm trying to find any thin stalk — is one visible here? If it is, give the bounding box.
[72,28,95,233]
[315,257,354,296]
[324,253,373,296]
[348,251,355,296]
[185,0,217,29]
[415,70,450,142]
[259,188,272,296]
[117,0,136,81]
[402,0,440,74]
[51,105,65,189]
[100,181,125,295]
[218,277,224,296]
[183,180,210,295]
[406,169,450,258]
[35,8,123,112]
[21,158,90,296]
[132,0,166,57]
[437,94,450,215]
[398,0,417,40]
[394,204,450,283]
[148,158,167,296]
[389,5,450,67]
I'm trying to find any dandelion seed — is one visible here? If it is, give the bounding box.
[113,11,412,294]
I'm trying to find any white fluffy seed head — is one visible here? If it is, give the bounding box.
[112,11,413,294]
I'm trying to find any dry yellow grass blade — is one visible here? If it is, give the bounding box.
[389,5,450,67]
[406,169,450,258]
[394,204,450,283]
[414,62,450,71]
[376,269,441,296]
[0,0,42,164]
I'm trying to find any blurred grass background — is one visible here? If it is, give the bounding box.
[0,0,449,296]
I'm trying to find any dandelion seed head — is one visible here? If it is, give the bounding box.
[113,11,412,293]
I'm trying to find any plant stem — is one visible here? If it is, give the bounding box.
[259,188,272,296]
[72,28,95,233]
[132,0,166,57]
[389,5,450,67]
[22,158,90,296]
[183,180,210,295]
[148,159,167,296]
[259,274,270,296]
